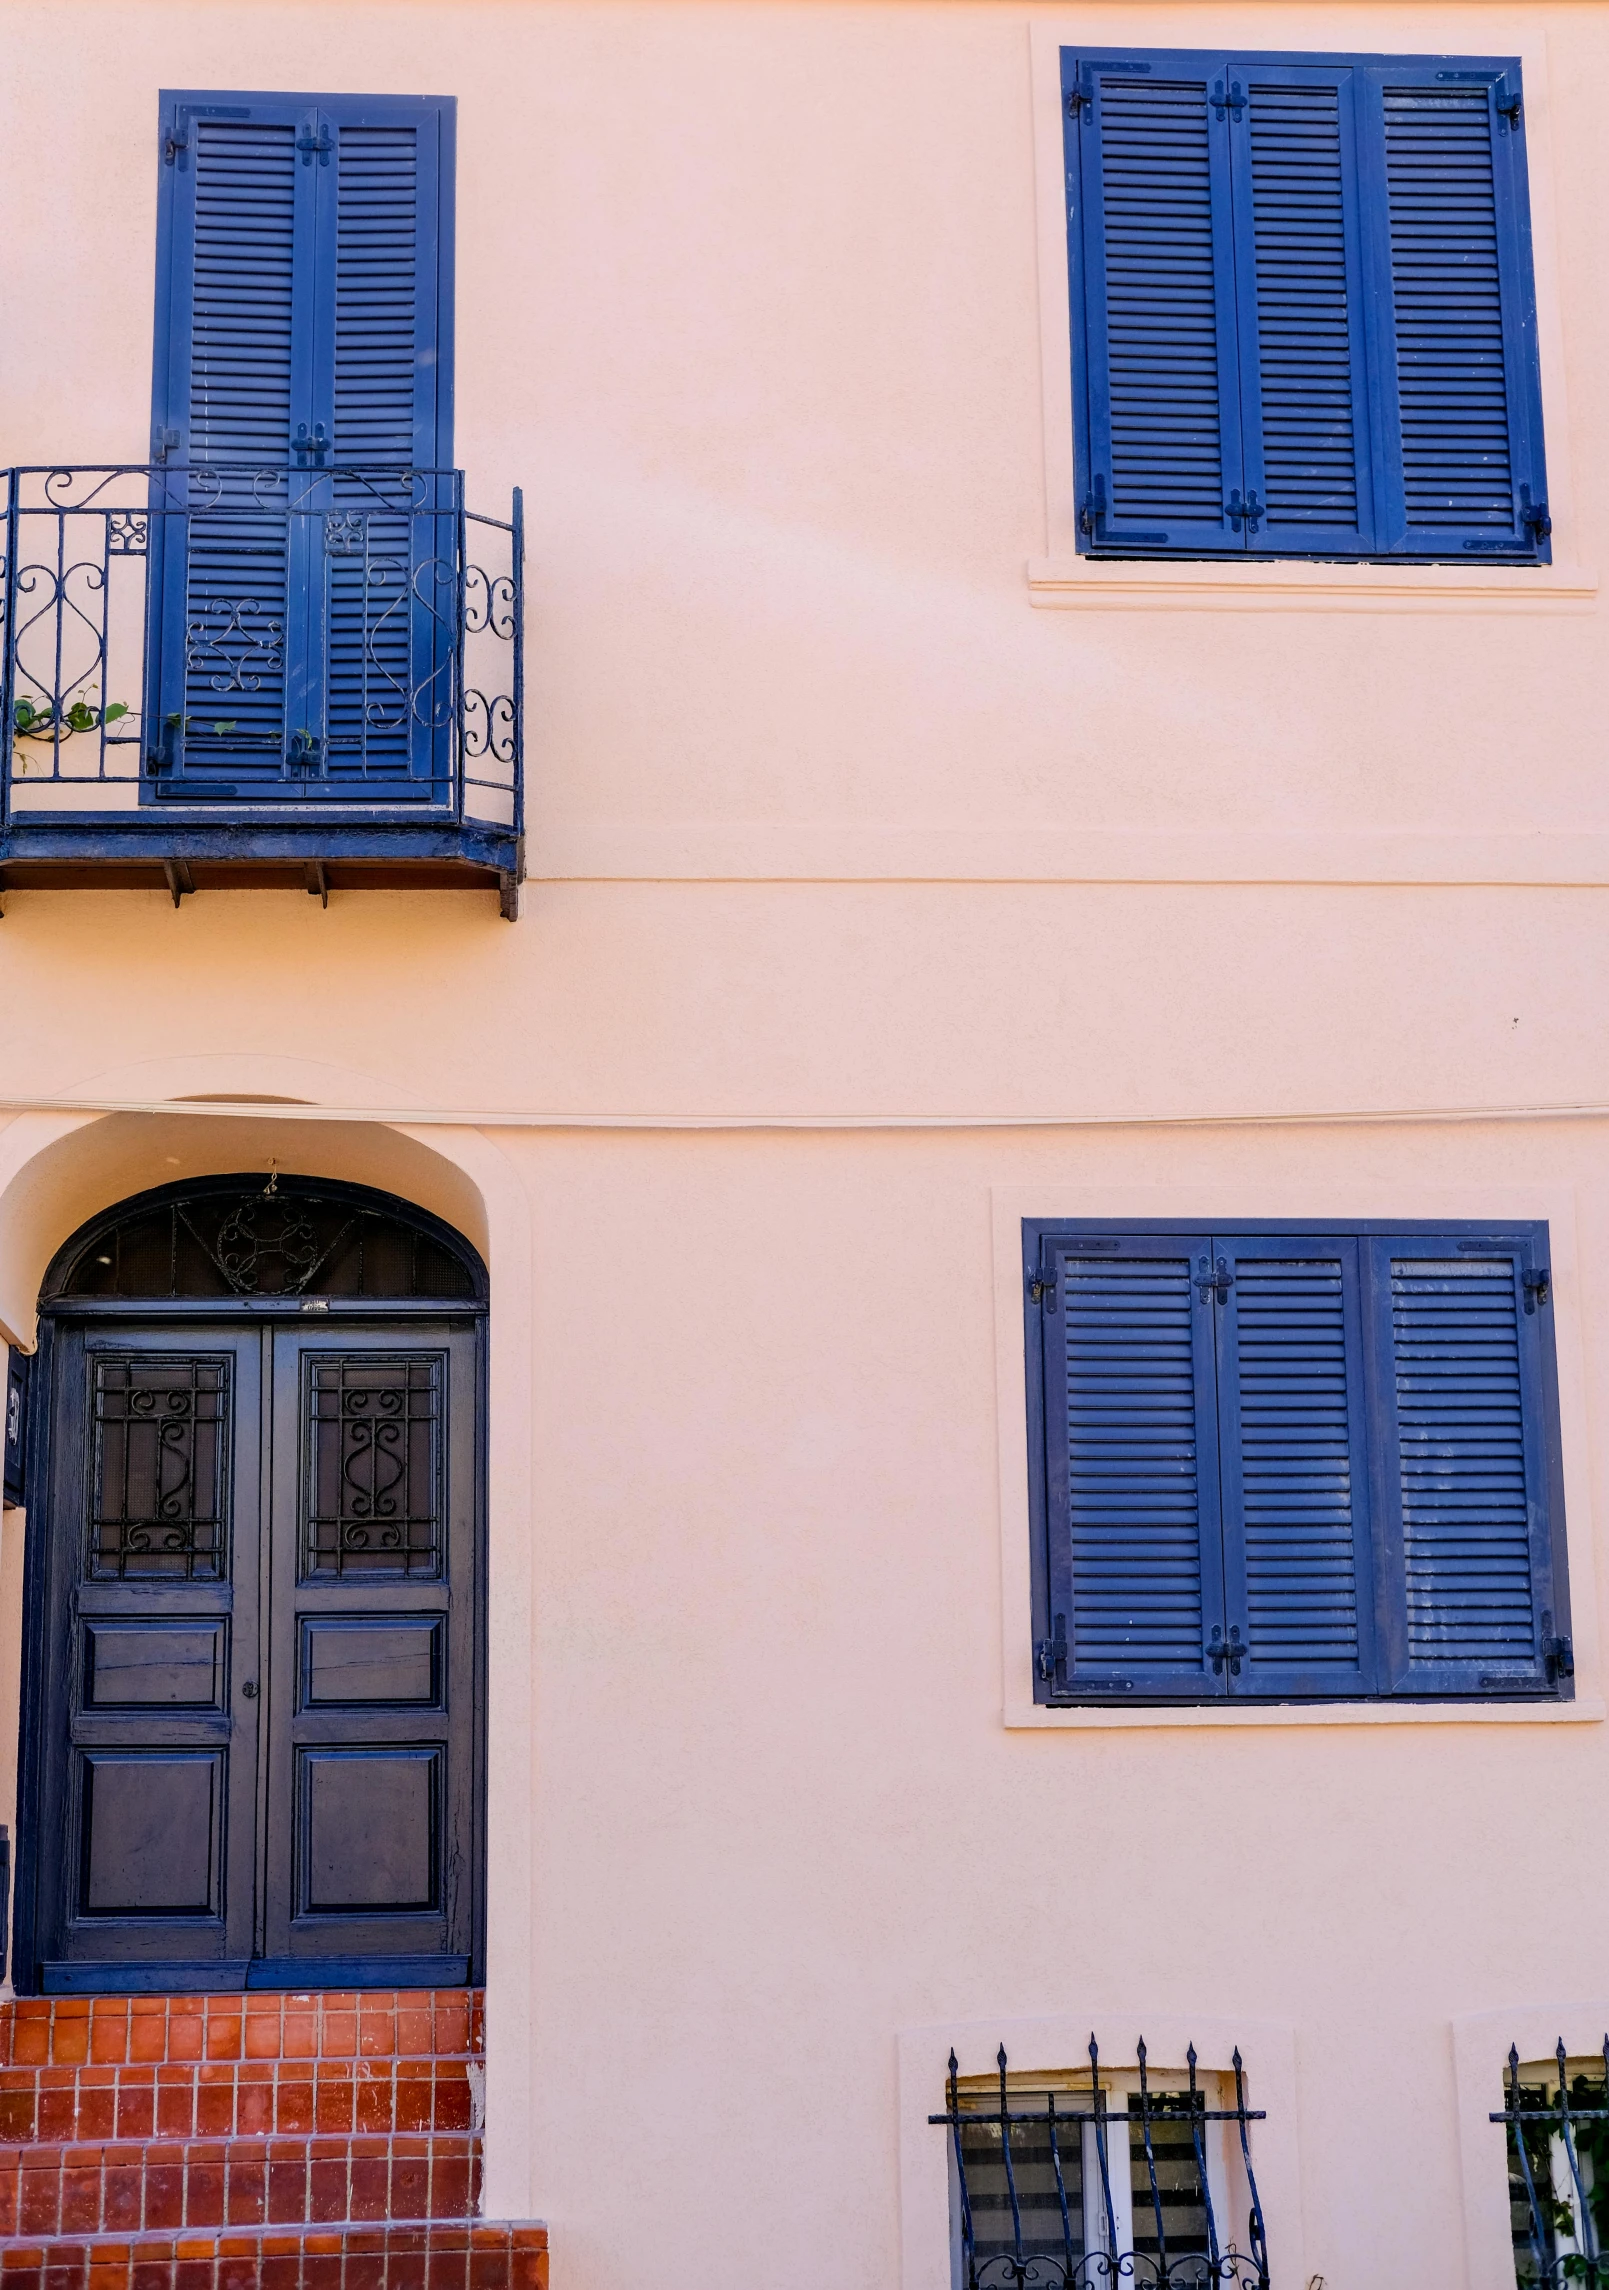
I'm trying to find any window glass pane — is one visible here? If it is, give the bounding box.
[955,2092,1085,2276]
[1128,2091,1210,2260]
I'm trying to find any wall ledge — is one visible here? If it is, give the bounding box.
[1027,555,1599,612]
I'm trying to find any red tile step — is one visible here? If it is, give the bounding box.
[0,2219,548,2288]
[0,2133,480,2235]
[0,1995,481,2070]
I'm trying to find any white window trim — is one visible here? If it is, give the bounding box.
[1453,2002,1609,2290]
[898,2012,1304,2290]
[990,1182,1606,1730]
[1025,21,1591,610]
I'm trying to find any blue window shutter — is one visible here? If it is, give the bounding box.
[1368,1236,1561,1693]
[150,91,454,799]
[1212,1237,1378,1695]
[1040,1237,1227,1695]
[1069,54,1247,553]
[317,97,454,794]
[1228,64,1377,555]
[1359,63,1548,559]
[151,96,311,789]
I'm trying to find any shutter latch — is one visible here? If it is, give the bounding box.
[1208,1624,1244,1677]
[287,729,323,774]
[1211,79,1246,123]
[1523,1267,1551,1315]
[295,423,330,467]
[1028,1264,1057,1311]
[163,122,189,167]
[297,125,334,167]
[1520,487,1551,544]
[1226,489,1263,535]
[1197,1256,1233,1303]
[1036,1612,1069,1687]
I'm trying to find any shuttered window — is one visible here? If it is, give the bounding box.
[149,91,454,799]
[1025,1223,1570,1703]
[1063,51,1548,561]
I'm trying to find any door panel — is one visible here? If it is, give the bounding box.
[261,1323,475,1977]
[33,1312,479,1991]
[37,1326,262,1983]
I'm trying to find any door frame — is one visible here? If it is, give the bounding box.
[12,1179,489,1997]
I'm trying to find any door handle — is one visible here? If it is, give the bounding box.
[240,1680,258,1699]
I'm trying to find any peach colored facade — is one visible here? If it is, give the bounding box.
[2,2,1608,2285]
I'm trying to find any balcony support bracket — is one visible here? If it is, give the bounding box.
[304,861,330,909]
[163,858,194,909]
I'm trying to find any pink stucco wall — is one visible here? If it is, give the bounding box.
[3,4,1609,2285]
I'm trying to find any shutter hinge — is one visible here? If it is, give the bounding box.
[1197,1255,1233,1304]
[163,122,189,167]
[1079,473,1107,540]
[1210,78,1246,123]
[297,124,334,167]
[1495,79,1523,130]
[1036,1612,1069,1687]
[1028,1264,1057,1310]
[1208,1624,1244,1677]
[1520,486,1551,544]
[1065,70,1087,118]
[1546,1634,1575,1683]
[1523,1266,1551,1314]
[1226,488,1263,536]
[151,426,181,465]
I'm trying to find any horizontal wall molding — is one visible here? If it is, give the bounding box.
[525,827,1609,885]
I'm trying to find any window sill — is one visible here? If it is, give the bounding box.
[1007,1693,1605,1730]
[1026,555,1598,611]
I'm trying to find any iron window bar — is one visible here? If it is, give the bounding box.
[932,2039,1269,2290]
[0,462,522,835]
[1494,2039,1609,2286]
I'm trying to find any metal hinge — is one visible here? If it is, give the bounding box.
[1495,78,1523,129]
[1520,486,1551,544]
[1027,1264,1057,1310]
[152,426,181,464]
[1197,1255,1233,1303]
[297,124,334,167]
[1065,68,1091,118]
[163,121,189,166]
[1208,1624,1244,1677]
[1079,473,1107,540]
[1210,78,1246,122]
[1523,1266,1551,1315]
[1036,1613,1069,1686]
[295,423,330,466]
[1226,488,1263,536]
[1546,1634,1575,1683]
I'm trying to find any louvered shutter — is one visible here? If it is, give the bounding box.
[319,98,453,794]
[1368,1236,1560,1693]
[1070,55,1247,553]
[151,98,309,792]
[150,91,452,800]
[1227,65,1376,555]
[1212,1237,1378,1695]
[1359,63,1547,559]
[1039,1236,1226,1696]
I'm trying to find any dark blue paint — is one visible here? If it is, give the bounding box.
[1024,1219,1569,1704]
[1063,50,1549,562]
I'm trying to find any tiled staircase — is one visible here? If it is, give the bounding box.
[0,1990,547,2288]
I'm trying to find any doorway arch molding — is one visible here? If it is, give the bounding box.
[0,1106,536,2223]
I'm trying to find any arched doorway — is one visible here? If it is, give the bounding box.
[15,1174,487,1994]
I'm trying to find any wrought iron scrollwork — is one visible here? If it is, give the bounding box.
[184,597,284,694]
[1497,2037,1609,2286]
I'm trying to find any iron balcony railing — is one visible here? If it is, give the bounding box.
[1498,2040,1609,2286]
[0,462,523,904]
[933,2041,1269,2290]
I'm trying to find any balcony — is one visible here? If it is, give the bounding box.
[0,465,524,916]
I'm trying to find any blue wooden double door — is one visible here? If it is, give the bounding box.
[148,90,455,801]
[30,1315,479,1992]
